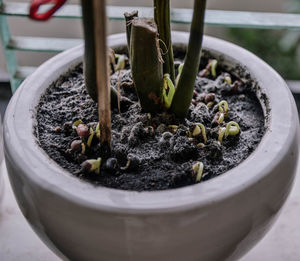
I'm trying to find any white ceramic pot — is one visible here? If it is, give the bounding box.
[0,114,4,207]
[3,32,299,261]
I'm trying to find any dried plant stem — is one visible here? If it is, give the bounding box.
[93,0,111,147]
[154,0,175,83]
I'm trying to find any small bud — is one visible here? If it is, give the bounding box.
[209,59,218,78]
[225,121,240,138]
[71,140,82,152]
[218,127,226,143]
[192,125,201,137]
[205,93,215,104]
[115,54,126,71]
[212,112,221,126]
[218,112,225,124]
[105,158,119,173]
[186,130,192,138]
[224,73,232,85]
[81,158,102,174]
[87,128,94,147]
[207,101,214,108]
[72,119,83,129]
[121,153,140,171]
[192,162,204,182]
[218,100,228,114]
[77,124,89,138]
[194,123,208,144]
[95,123,100,139]
[168,125,179,133]
[81,143,86,154]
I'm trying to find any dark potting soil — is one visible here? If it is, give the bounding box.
[36,53,266,191]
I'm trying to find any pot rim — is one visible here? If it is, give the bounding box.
[4,32,298,214]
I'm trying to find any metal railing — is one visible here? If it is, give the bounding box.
[1,0,300,92]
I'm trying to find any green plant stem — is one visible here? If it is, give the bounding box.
[81,0,97,101]
[170,0,206,118]
[81,0,122,107]
[130,18,164,112]
[154,0,175,83]
[124,10,138,54]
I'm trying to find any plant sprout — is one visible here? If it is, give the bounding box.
[216,100,229,124]
[87,128,94,147]
[218,100,229,115]
[218,121,241,143]
[192,123,207,144]
[193,161,204,182]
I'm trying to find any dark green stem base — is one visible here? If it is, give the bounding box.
[130,18,164,112]
[170,0,206,118]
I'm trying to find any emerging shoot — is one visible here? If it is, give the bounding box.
[193,161,204,182]
[162,74,175,109]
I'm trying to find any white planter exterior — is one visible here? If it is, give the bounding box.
[0,114,4,207]
[3,32,300,261]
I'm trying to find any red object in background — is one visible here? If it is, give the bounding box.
[29,0,67,21]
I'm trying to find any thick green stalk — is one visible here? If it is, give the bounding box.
[154,0,175,83]
[81,0,97,101]
[124,10,138,54]
[130,18,164,112]
[81,0,118,105]
[170,0,206,118]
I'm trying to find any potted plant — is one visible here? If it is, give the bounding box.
[3,0,299,260]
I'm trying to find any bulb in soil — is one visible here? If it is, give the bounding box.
[105,158,119,173]
[71,140,82,152]
[77,124,90,138]
[205,93,216,104]
[81,158,102,174]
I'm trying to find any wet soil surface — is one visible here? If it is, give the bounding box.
[36,54,265,191]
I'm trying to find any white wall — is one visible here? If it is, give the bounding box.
[0,0,285,77]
